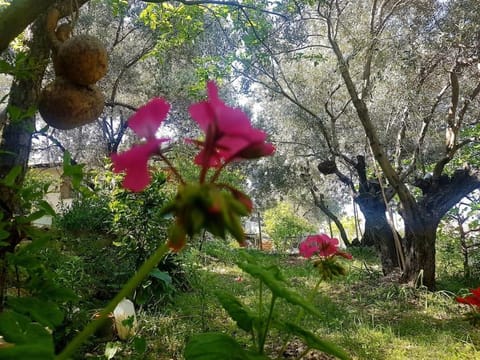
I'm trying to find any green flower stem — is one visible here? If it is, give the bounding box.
[277,276,323,358]
[56,242,170,360]
[259,295,277,354]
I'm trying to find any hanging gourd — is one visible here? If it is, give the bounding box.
[38,8,108,130]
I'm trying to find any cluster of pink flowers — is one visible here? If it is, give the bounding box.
[299,234,352,260]
[111,81,275,192]
[110,81,275,252]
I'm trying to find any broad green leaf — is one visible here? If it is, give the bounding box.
[184,333,268,360]
[0,311,54,359]
[7,297,64,328]
[62,151,84,190]
[1,165,22,187]
[133,336,147,354]
[237,261,322,318]
[149,269,172,284]
[280,322,351,360]
[214,291,254,333]
[0,220,9,241]
[37,200,56,217]
[0,344,55,360]
[15,210,46,224]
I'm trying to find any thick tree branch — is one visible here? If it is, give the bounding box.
[0,0,56,52]
[310,188,350,245]
[0,0,91,53]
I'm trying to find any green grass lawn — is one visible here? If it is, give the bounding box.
[84,243,480,359]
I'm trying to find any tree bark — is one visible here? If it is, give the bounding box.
[0,11,51,310]
[310,189,350,246]
[355,191,400,274]
[0,0,90,311]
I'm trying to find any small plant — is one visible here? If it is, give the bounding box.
[187,251,350,359]
[299,234,352,282]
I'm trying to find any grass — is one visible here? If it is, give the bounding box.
[81,243,480,359]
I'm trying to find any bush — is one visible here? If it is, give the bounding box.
[55,195,112,234]
[264,202,316,251]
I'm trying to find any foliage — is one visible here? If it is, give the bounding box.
[185,250,350,359]
[264,202,316,251]
[0,166,76,359]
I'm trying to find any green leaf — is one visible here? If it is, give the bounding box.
[214,291,254,333]
[1,165,22,187]
[7,297,64,328]
[0,311,54,359]
[15,210,46,224]
[280,322,351,360]
[149,269,172,284]
[133,336,147,354]
[0,345,55,360]
[37,200,56,217]
[62,151,84,190]
[184,333,268,360]
[237,261,322,318]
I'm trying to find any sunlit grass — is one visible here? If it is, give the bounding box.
[112,242,480,359]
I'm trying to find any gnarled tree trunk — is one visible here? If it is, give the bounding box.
[401,169,480,289]
[356,191,400,274]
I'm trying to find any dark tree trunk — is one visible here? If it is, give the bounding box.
[353,155,400,274]
[0,15,50,311]
[401,218,437,289]
[355,191,400,274]
[401,169,480,290]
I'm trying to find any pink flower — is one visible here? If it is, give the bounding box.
[188,82,275,169]
[299,234,352,260]
[456,287,480,307]
[111,98,170,192]
[128,98,171,139]
[111,140,165,192]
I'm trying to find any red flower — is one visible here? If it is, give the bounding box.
[456,287,480,307]
[299,234,352,260]
[111,98,170,192]
[188,82,275,169]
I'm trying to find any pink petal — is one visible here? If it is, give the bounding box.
[215,106,253,135]
[111,139,164,192]
[189,102,215,132]
[299,237,320,258]
[206,81,221,106]
[128,98,170,139]
[194,148,222,168]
